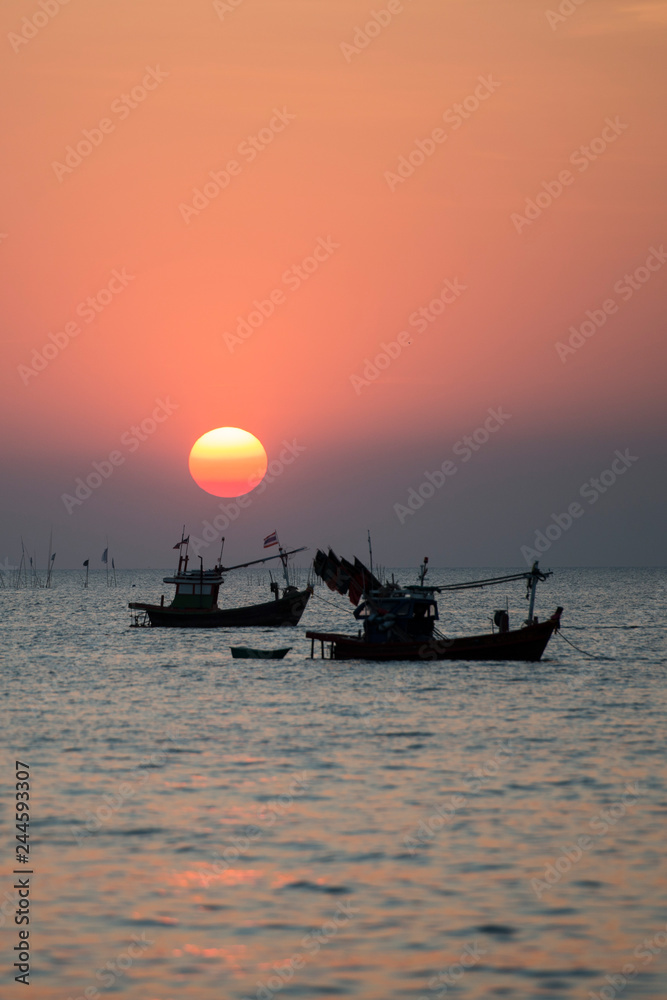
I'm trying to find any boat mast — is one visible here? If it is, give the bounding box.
[175,526,190,575]
[276,533,291,588]
[526,561,541,624]
[177,525,185,574]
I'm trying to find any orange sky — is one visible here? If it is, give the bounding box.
[1,0,665,567]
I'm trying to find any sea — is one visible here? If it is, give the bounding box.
[1,566,666,1000]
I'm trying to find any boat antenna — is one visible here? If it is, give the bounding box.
[419,556,429,586]
[218,536,225,569]
[367,530,374,576]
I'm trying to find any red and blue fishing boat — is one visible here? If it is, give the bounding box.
[307,553,562,661]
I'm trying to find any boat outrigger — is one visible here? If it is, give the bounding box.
[307,553,562,661]
[129,532,312,628]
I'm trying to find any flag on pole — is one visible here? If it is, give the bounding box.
[51,552,56,561]
[173,537,189,549]
[101,548,108,563]
[263,531,279,548]
[83,560,89,567]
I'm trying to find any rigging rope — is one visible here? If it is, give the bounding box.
[312,590,349,612]
[556,629,602,659]
[436,570,550,592]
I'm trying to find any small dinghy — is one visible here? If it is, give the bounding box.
[230,647,292,659]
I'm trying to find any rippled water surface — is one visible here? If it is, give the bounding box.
[2,567,667,999]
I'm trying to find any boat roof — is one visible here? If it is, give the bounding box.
[163,569,224,584]
[366,585,437,600]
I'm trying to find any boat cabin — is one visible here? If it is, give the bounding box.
[353,587,439,642]
[162,569,224,610]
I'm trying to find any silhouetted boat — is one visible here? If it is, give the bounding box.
[230,646,292,659]
[307,555,562,662]
[129,532,312,628]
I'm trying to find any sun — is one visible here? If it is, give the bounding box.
[188,427,268,498]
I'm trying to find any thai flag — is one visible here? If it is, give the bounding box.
[263,531,278,548]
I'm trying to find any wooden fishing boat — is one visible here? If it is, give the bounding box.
[307,554,562,662]
[130,532,311,629]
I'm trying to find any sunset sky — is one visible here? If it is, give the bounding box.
[1,0,665,569]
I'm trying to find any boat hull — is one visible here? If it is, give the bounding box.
[230,647,292,659]
[130,587,311,628]
[307,612,561,662]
